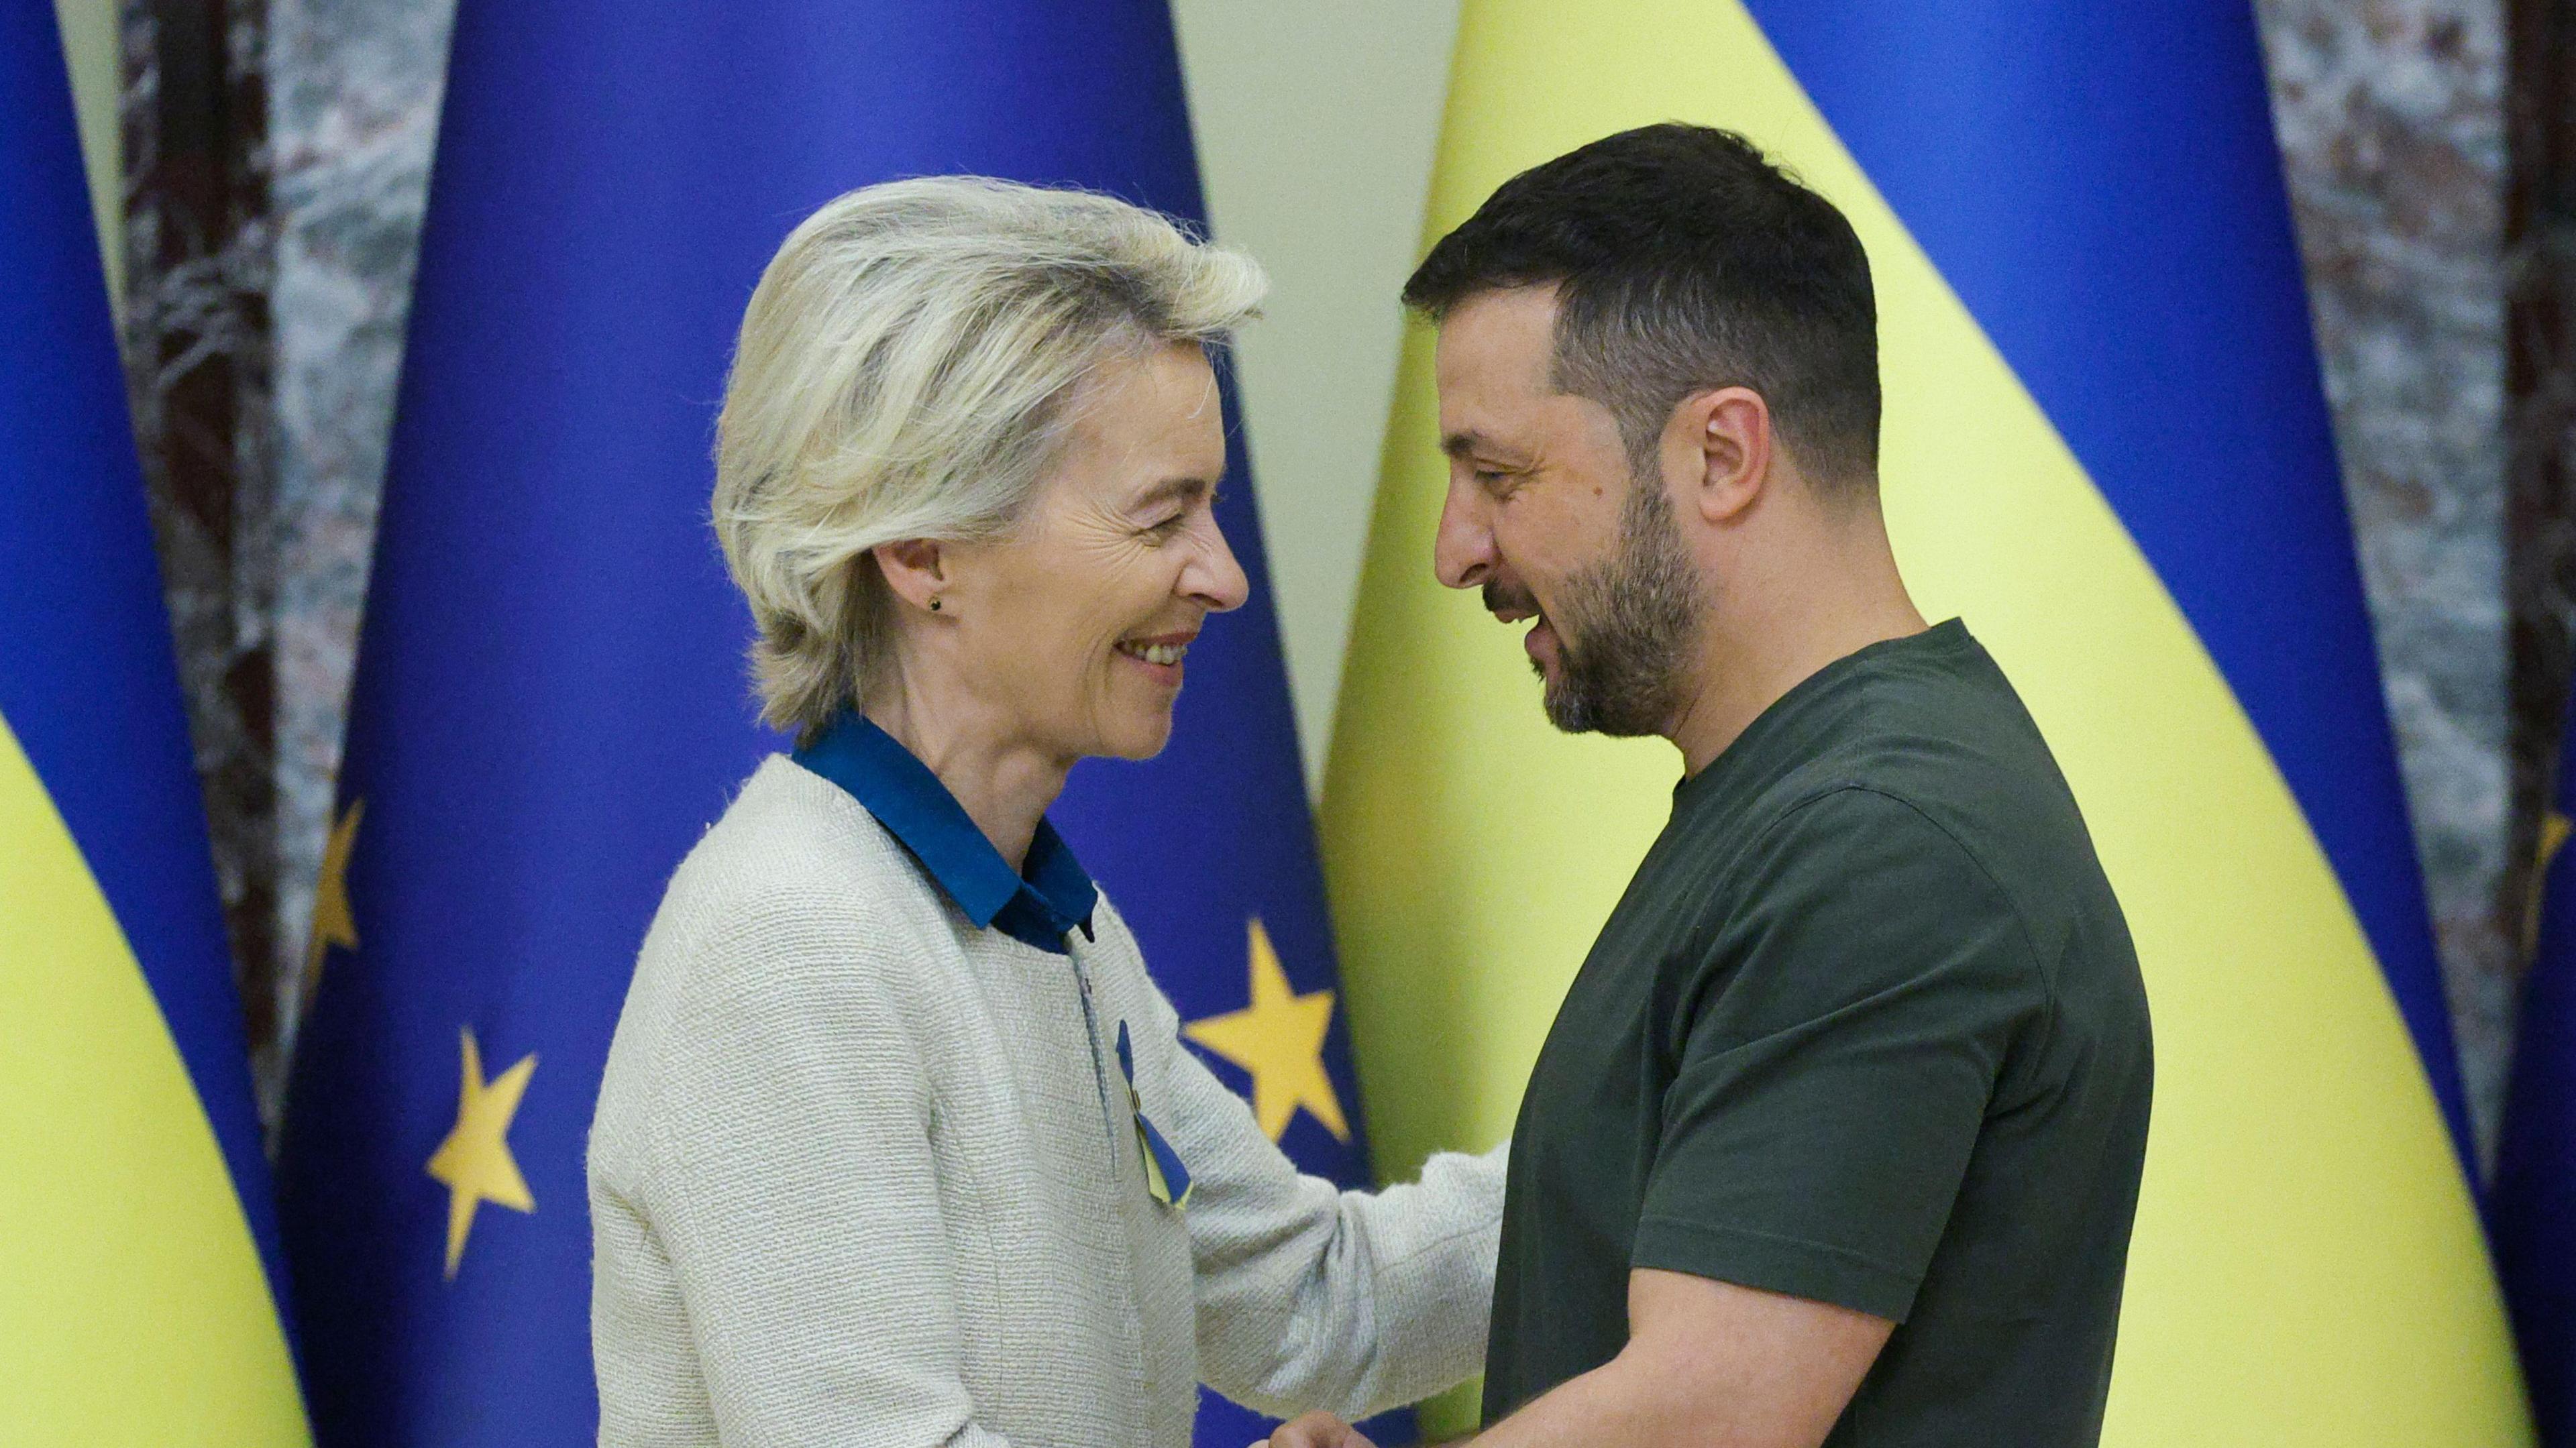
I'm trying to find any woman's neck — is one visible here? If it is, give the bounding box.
[863,687,1068,873]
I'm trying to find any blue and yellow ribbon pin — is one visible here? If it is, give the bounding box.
[1115,1021,1191,1209]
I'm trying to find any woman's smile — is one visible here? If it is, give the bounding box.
[1116,630,1197,687]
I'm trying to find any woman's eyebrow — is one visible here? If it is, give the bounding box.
[1132,476,1214,510]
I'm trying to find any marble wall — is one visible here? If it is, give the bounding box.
[262,0,447,1095]
[2258,0,2520,1151]
[121,0,281,1089]
[165,0,2534,1151]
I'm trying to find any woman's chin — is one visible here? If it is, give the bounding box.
[1093,710,1178,763]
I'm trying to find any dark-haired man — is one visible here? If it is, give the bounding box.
[1273,125,2152,1448]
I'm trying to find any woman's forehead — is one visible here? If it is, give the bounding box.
[1061,347,1227,485]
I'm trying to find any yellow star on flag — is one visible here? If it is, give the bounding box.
[1184,918,1348,1142]
[426,1027,538,1280]
[2530,811,2575,950]
[301,797,364,1005]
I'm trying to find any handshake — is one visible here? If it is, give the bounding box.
[1257,1413,1381,1448]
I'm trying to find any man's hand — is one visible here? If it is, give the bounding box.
[1264,1410,1379,1448]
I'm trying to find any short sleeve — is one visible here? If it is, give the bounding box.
[1631,787,2046,1323]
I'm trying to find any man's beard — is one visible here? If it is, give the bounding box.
[1497,479,1705,737]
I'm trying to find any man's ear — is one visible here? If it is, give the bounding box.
[1664,386,1772,525]
[871,538,948,613]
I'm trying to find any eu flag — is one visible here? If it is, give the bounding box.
[0,7,306,1441]
[2498,697,2576,1447]
[272,3,1393,1445]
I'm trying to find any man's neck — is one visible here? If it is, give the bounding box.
[1664,520,1928,776]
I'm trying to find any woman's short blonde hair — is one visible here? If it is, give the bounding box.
[712,176,1266,740]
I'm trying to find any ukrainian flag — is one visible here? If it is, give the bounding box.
[0,9,309,1444]
[1323,3,2529,1442]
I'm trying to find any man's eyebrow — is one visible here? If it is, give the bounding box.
[1444,430,1525,465]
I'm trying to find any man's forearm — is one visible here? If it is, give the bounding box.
[1259,1363,1678,1448]
[1269,1273,1884,1448]
[1464,1271,1886,1448]
[1464,1349,1712,1448]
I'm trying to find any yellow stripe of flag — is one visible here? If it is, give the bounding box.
[0,708,307,1443]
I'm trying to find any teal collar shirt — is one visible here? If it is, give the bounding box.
[792,710,1098,955]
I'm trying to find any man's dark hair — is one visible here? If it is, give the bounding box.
[1403,123,1880,492]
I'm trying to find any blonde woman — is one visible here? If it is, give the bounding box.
[587,178,1505,1447]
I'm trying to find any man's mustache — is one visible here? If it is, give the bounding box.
[1483,580,1540,618]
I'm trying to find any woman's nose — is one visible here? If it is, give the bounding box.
[1189,517,1251,613]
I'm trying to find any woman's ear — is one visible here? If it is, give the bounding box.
[872,538,949,614]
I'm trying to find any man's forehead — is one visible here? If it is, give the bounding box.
[1435,285,1560,372]
[1434,288,1561,441]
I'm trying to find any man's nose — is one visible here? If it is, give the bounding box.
[1433,475,1495,591]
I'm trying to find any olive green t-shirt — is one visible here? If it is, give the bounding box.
[1482,620,2153,1446]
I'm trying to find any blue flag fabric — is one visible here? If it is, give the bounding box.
[272,3,1394,1445]
[2498,699,2576,1447]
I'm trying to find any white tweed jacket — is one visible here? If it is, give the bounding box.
[590,756,1505,1447]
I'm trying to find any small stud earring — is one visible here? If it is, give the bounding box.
[929,596,943,612]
